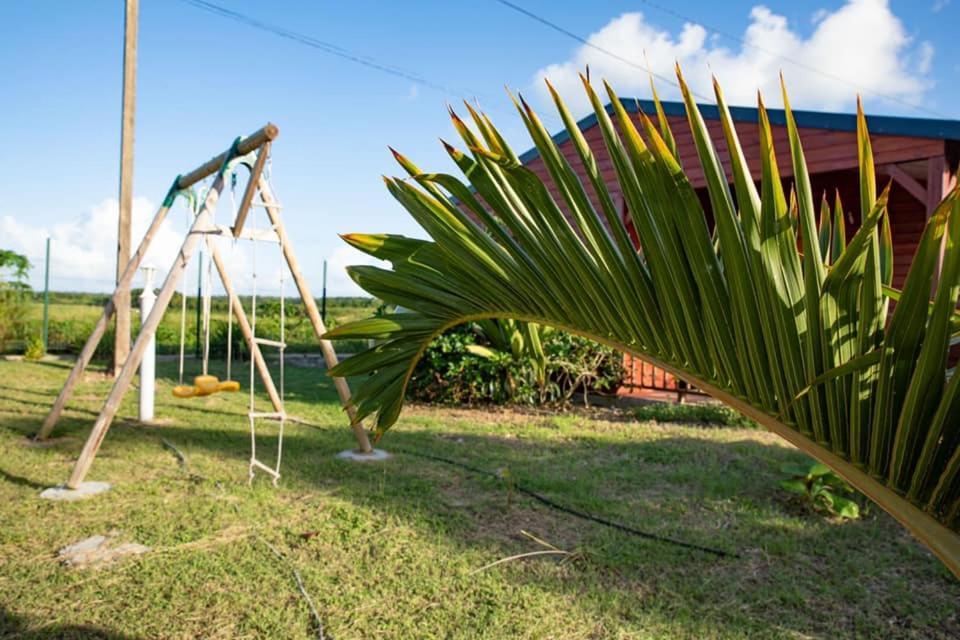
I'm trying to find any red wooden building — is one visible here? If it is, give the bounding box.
[517,98,960,400]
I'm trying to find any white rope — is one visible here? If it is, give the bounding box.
[227,174,237,382]
[248,188,258,484]
[177,201,191,386]
[246,148,286,487]
[276,160,287,477]
[201,239,214,377]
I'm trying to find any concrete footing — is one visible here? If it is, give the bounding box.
[336,449,391,462]
[40,481,112,501]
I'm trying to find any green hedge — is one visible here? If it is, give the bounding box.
[406,323,623,406]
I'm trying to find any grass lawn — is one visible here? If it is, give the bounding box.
[0,358,957,639]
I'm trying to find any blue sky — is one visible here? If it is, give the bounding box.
[1,0,957,294]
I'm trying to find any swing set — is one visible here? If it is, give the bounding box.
[35,123,376,491]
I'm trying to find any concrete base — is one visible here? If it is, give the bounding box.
[337,448,391,462]
[58,533,150,568]
[40,481,112,501]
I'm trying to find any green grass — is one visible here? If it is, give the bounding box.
[631,402,759,428]
[0,359,957,639]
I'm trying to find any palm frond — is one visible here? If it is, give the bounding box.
[325,71,960,577]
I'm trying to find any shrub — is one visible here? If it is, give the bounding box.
[24,336,45,360]
[405,322,623,406]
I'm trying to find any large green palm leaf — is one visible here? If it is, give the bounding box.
[326,70,960,577]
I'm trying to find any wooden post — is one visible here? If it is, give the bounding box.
[66,176,227,489]
[258,178,373,453]
[36,199,174,440]
[207,239,284,413]
[114,0,138,378]
[232,141,269,238]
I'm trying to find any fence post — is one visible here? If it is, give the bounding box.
[321,259,327,323]
[42,237,50,353]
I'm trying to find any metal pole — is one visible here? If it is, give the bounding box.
[42,237,50,353]
[114,0,138,377]
[195,252,202,359]
[139,266,156,422]
[321,259,327,322]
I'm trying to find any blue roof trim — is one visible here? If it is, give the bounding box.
[517,98,960,166]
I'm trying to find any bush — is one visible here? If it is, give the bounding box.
[405,322,623,406]
[24,336,45,360]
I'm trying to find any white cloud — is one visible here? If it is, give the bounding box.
[325,244,384,297]
[532,0,934,114]
[2,197,180,292]
[0,197,379,302]
[932,0,950,13]
[0,196,261,295]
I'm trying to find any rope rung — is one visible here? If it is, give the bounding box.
[218,224,280,243]
[249,411,286,420]
[253,337,286,349]
[249,458,280,478]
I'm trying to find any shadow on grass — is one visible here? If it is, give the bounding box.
[1,605,140,639]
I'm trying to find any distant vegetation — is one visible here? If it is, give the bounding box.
[3,292,379,358]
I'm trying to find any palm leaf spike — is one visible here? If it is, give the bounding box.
[647,65,679,161]
[327,72,960,577]
[819,193,833,263]
[847,96,887,461]
[831,191,847,264]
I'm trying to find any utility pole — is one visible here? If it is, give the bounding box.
[113,0,138,376]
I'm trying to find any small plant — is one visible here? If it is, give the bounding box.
[24,336,45,360]
[780,461,860,520]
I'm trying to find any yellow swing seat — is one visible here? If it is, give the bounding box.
[171,375,240,399]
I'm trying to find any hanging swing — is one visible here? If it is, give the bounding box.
[171,177,241,399]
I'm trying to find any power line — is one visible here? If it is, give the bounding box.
[177,0,449,93]
[175,0,559,129]
[635,0,946,118]
[492,0,714,104]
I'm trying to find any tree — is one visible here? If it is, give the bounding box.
[324,70,960,577]
[0,248,31,352]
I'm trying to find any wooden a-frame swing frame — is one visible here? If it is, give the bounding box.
[36,123,374,489]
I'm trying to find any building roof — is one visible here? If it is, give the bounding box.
[517,98,960,166]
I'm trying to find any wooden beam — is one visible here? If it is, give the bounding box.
[177,123,278,190]
[36,199,173,440]
[880,163,927,204]
[66,173,229,489]
[258,178,374,453]
[206,239,284,414]
[232,141,270,238]
[113,0,138,378]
